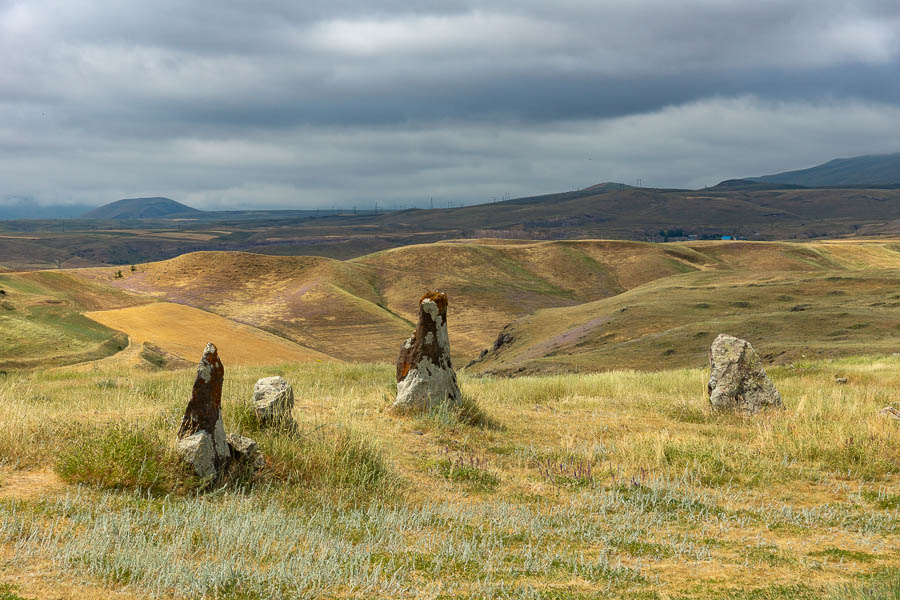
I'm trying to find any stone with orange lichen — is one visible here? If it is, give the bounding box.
[393,291,461,412]
[176,342,230,478]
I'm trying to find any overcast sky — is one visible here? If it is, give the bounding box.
[2,0,899,209]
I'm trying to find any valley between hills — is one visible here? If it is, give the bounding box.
[2,237,900,375]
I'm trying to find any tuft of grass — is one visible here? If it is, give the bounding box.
[55,423,188,495]
[417,396,502,431]
[862,488,900,510]
[809,547,875,563]
[0,584,30,600]
[264,424,396,504]
[537,456,595,489]
[433,448,499,492]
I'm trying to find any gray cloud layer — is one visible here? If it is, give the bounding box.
[1,0,899,208]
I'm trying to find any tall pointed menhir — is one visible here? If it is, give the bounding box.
[393,291,462,412]
[176,342,231,478]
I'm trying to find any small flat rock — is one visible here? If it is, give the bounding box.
[880,405,900,421]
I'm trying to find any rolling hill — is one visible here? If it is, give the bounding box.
[81,197,204,219]
[752,152,900,187]
[465,239,900,375]
[0,270,145,369]
[75,241,706,364]
[63,238,900,374]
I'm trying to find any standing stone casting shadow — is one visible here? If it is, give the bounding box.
[176,342,231,479]
[393,291,462,413]
[708,334,783,413]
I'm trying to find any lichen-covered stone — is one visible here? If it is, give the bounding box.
[708,334,783,413]
[177,343,230,477]
[253,376,295,427]
[393,291,461,412]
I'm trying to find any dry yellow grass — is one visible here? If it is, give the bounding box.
[83,302,331,366]
[0,355,897,599]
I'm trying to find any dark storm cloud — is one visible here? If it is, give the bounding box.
[1,0,899,208]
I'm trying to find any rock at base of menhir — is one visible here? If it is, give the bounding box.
[393,291,461,413]
[708,334,783,413]
[226,433,267,471]
[177,343,231,478]
[253,376,295,427]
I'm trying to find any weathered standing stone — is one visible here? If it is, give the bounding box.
[393,291,461,412]
[253,376,295,426]
[176,343,230,478]
[708,334,783,413]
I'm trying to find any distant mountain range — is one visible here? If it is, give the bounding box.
[3,152,900,223]
[750,152,900,187]
[81,197,203,219]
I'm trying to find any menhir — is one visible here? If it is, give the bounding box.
[393,291,462,412]
[708,334,783,413]
[176,343,231,478]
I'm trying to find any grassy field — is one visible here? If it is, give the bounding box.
[0,354,897,598]
[0,271,144,369]
[6,185,900,270]
[84,302,331,366]
[469,240,900,375]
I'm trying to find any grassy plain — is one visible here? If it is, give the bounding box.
[84,302,331,366]
[0,354,897,599]
[7,184,900,270]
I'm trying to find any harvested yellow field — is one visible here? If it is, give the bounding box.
[84,302,332,366]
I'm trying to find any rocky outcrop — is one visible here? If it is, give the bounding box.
[176,343,231,478]
[493,330,514,351]
[708,334,783,413]
[253,376,295,427]
[393,291,462,412]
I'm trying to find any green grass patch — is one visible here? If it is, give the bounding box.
[264,424,396,503]
[433,451,499,492]
[809,547,876,563]
[55,423,187,495]
[862,489,900,510]
[0,584,30,600]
